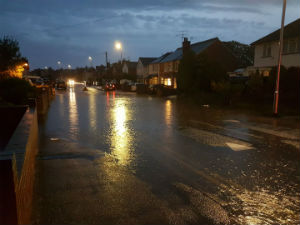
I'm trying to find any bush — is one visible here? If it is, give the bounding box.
[0,77,36,105]
[247,70,263,98]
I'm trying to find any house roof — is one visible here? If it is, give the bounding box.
[160,37,219,63]
[138,57,157,66]
[150,52,173,64]
[251,18,300,45]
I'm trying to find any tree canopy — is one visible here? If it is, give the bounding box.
[0,36,27,72]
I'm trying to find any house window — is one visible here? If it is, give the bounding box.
[164,64,168,72]
[263,44,272,57]
[166,62,171,72]
[283,40,289,54]
[283,39,299,54]
[174,62,178,72]
[289,39,297,53]
[263,71,270,77]
[164,78,172,86]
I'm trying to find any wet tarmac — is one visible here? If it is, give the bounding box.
[33,85,300,225]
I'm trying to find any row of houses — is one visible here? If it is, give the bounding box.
[121,18,300,88]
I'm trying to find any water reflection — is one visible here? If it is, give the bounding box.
[89,92,96,128]
[106,91,110,104]
[165,100,172,126]
[110,99,133,165]
[69,87,78,136]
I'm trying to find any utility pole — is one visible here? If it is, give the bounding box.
[273,0,286,115]
[105,51,108,68]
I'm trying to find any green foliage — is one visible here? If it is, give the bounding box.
[0,77,36,105]
[195,54,227,92]
[177,50,227,94]
[247,70,263,97]
[211,80,230,95]
[222,41,254,67]
[0,36,27,72]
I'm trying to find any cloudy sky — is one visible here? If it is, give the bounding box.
[1,0,299,69]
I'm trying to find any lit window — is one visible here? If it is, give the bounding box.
[263,71,269,77]
[164,78,172,86]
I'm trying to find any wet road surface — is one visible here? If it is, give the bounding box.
[33,85,300,225]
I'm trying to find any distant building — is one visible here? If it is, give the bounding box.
[136,57,157,83]
[122,61,138,75]
[250,18,300,76]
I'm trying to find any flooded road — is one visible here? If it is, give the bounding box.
[34,85,300,225]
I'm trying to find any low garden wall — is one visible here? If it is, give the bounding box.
[0,107,38,224]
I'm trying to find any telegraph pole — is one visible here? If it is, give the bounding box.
[273,0,286,115]
[105,51,108,68]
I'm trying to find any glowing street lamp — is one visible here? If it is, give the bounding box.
[88,56,93,67]
[115,41,123,61]
[115,42,122,50]
[57,61,62,68]
[67,64,71,69]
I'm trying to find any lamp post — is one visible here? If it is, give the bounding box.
[67,64,71,69]
[273,0,286,115]
[57,61,62,69]
[115,41,123,61]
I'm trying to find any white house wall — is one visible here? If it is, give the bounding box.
[254,42,300,68]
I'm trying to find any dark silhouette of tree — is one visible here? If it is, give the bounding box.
[0,36,27,73]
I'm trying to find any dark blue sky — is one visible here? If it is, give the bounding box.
[1,0,299,69]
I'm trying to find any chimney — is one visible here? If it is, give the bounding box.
[182,37,190,55]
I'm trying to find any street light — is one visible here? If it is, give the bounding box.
[115,41,123,61]
[57,61,62,69]
[68,64,71,69]
[88,56,93,67]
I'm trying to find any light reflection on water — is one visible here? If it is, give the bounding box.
[225,187,300,225]
[165,99,172,126]
[107,94,134,166]
[69,87,78,137]
[88,92,96,128]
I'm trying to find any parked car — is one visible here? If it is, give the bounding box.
[104,83,116,91]
[56,81,67,90]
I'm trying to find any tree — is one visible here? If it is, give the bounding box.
[0,36,27,74]
[194,53,227,92]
